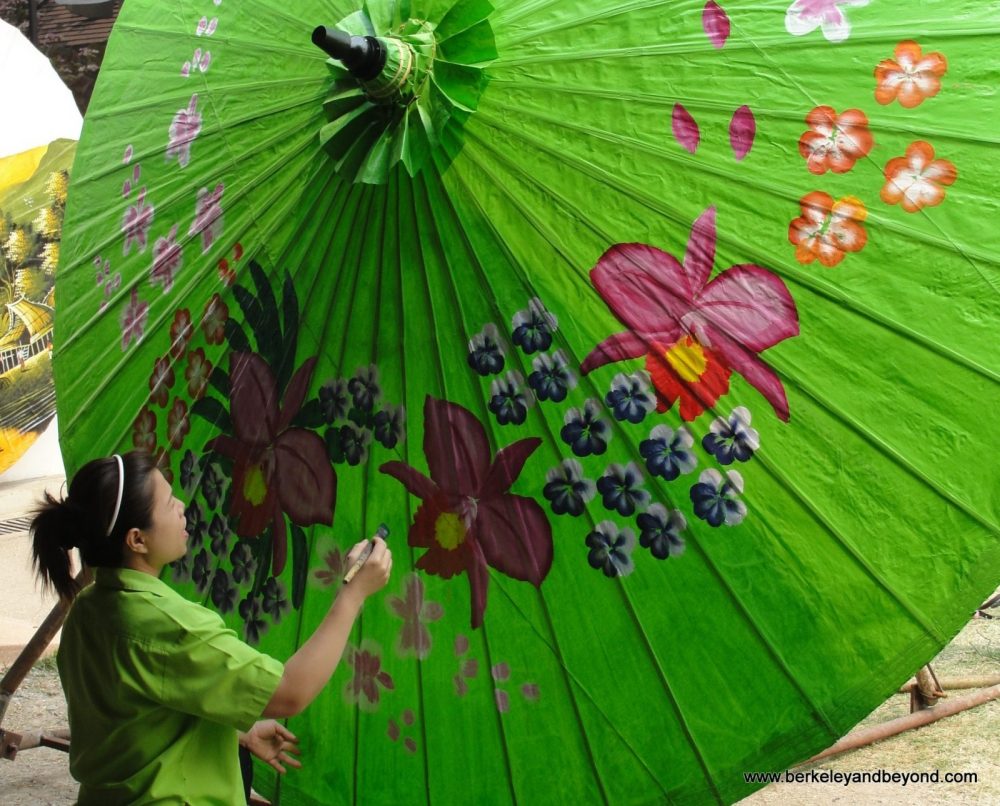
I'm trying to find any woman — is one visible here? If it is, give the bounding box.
[31,450,391,804]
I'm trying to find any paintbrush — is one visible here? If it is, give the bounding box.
[342,523,389,584]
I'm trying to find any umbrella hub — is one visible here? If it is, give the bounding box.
[314,0,497,185]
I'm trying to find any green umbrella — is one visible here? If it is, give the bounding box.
[55,0,999,803]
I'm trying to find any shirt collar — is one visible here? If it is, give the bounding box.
[94,567,173,596]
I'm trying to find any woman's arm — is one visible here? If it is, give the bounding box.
[263,537,391,717]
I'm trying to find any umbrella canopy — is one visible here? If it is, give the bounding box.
[0,19,80,474]
[55,1,999,803]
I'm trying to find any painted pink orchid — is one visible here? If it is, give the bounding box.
[381,396,552,629]
[122,188,154,255]
[206,352,335,575]
[388,574,444,660]
[581,207,799,421]
[189,183,225,253]
[150,224,183,292]
[166,95,201,168]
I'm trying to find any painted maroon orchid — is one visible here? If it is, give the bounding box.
[206,352,335,575]
[381,396,552,629]
[581,207,799,421]
[388,574,444,660]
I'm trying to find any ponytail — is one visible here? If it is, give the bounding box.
[31,451,157,601]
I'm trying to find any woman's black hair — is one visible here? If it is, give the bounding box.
[31,450,158,600]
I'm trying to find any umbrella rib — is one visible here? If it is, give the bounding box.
[469,105,1000,378]
[455,123,964,640]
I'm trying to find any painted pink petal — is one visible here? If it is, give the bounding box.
[229,352,279,445]
[454,675,468,696]
[479,437,541,499]
[379,461,438,501]
[474,494,553,586]
[702,331,791,422]
[387,720,400,741]
[181,62,191,77]
[693,265,799,352]
[274,429,336,526]
[455,635,469,655]
[580,331,649,374]
[729,105,756,161]
[672,103,700,154]
[123,144,133,164]
[468,544,491,629]
[521,683,540,701]
[461,659,479,678]
[403,737,417,754]
[423,396,491,497]
[122,180,131,197]
[495,689,510,713]
[422,602,444,621]
[590,242,696,332]
[275,357,318,432]
[682,207,717,294]
[402,710,415,726]
[702,1,731,49]
[491,663,511,682]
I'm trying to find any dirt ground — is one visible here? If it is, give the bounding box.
[1,606,997,805]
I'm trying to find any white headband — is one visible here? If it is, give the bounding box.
[106,454,125,537]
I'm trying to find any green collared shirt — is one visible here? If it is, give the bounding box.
[58,568,284,805]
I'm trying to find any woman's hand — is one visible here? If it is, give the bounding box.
[240,720,302,774]
[343,536,392,598]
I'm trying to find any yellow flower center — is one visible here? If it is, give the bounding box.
[434,511,466,551]
[665,336,707,382]
[243,462,269,506]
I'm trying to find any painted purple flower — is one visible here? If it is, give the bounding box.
[636,504,687,559]
[150,224,183,292]
[785,0,869,43]
[639,424,697,480]
[561,399,611,456]
[344,641,395,712]
[122,187,154,255]
[189,183,225,253]
[702,406,759,465]
[586,521,636,577]
[582,207,799,421]
[596,462,650,516]
[388,574,444,660]
[166,95,202,168]
[120,288,149,350]
[511,298,558,354]
[468,323,506,376]
[542,459,596,517]
[381,396,552,628]
[206,353,336,575]
[690,469,747,526]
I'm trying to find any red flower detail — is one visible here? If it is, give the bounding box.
[132,407,157,452]
[798,106,873,175]
[788,192,868,267]
[582,207,799,422]
[202,294,228,344]
[344,642,395,711]
[169,309,194,360]
[645,335,732,421]
[167,398,190,450]
[206,352,335,575]
[185,348,213,400]
[387,574,444,660]
[381,396,552,628]
[149,356,175,408]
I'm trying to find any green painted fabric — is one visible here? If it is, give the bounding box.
[54,1,999,803]
[58,568,283,804]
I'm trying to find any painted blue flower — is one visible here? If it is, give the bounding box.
[542,459,597,516]
[319,377,350,423]
[239,594,268,645]
[373,403,406,449]
[340,422,372,466]
[488,371,533,425]
[511,297,558,354]
[467,323,506,376]
[179,450,198,494]
[185,500,206,548]
[702,406,759,465]
[585,521,636,577]
[261,577,290,623]
[528,350,576,402]
[209,513,231,556]
[200,462,226,510]
[348,364,381,412]
[210,569,237,614]
[605,371,656,424]
[639,424,698,481]
[636,504,687,559]
[690,469,747,527]
[596,462,650,516]
[191,549,212,593]
[230,541,257,585]
[560,399,611,456]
